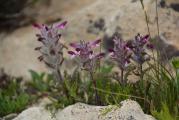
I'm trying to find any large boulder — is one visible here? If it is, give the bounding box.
[13,99,155,120]
[0,0,179,79]
[0,26,48,80]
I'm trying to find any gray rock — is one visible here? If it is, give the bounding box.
[0,27,48,80]
[13,99,156,120]
[13,106,55,120]
[0,0,179,79]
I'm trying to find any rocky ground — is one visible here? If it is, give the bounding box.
[12,99,155,120]
[0,0,179,79]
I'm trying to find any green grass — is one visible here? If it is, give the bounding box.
[152,103,176,120]
[43,59,179,119]
[1,59,179,119]
[0,79,30,117]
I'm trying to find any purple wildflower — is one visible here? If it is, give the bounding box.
[68,39,104,104]
[108,37,132,85]
[109,37,132,70]
[128,34,153,64]
[68,39,104,72]
[33,21,67,81]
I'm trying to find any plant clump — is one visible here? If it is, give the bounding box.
[33,21,67,82]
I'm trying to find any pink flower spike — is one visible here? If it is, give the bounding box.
[89,39,101,48]
[33,23,42,29]
[56,21,67,29]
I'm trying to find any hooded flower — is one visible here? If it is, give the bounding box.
[109,37,132,70]
[68,39,104,71]
[127,34,153,64]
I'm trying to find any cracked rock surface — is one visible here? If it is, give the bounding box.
[13,99,155,120]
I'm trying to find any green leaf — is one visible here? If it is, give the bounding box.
[29,70,50,92]
[0,90,30,117]
[152,103,175,120]
[172,59,179,70]
[100,65,113,73]
[29,70,40,80]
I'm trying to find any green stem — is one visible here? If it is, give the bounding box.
[156,0,160,37]
[121,69,124,86]
[139,64,146,108]
[140,64,143,81]
[94,87,151,105]
[57,67,63,82]
[90,71,100,104]
[140,0,151,37]
[155,0,161,79]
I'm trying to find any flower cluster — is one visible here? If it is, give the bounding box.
[108,34,153,85]
[33,21,67,81]
[127,34,153,64]
[33,20,152,85]
[109,37,132,70]
[68,39,104,72]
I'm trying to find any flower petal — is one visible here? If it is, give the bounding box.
[70,42,80,48]
[34,47,42,51]
[68,51,77,58]
[108,48,114,53]
[33,23,42,29]
[147,44,154,49]
[141,35,150,44]
[38,56,43,61]
[68,51,76,55]
[89,39,101,48]
[75,48,81,52]
[126,40,133,49]
[56,21,67,29]
[143,34,150,40]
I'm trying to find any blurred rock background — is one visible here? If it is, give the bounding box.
[0,0,179,79]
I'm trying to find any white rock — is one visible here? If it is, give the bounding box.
[13,99,156,120]
[13,106,55,120]
[0,26,48,80]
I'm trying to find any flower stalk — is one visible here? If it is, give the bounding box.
[33,21,67,82]
[89,71,100,104]
[109,37,132,86]
[129,34,153,80]
[68,39,104,104]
